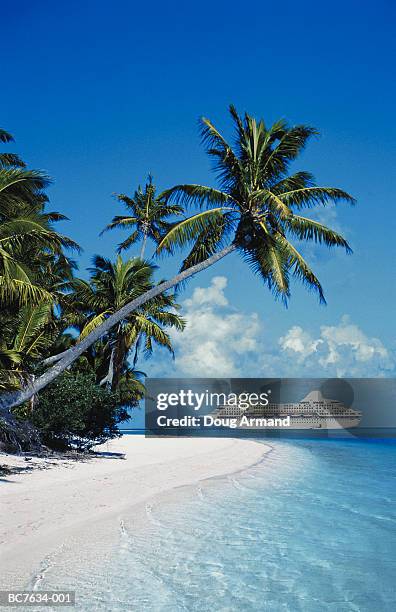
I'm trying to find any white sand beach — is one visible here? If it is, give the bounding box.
[0,436,268,589]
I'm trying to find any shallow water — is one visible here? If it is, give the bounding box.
[42,439,396,611]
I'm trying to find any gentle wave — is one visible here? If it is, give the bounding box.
[40,439,396,611]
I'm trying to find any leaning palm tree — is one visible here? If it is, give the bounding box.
[0,107,354,411]
[102,174,183,257]
[157,107,353,302]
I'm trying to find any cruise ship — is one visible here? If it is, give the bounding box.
[212,390,362,430]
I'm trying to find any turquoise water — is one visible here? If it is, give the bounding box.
[49,439,396,610]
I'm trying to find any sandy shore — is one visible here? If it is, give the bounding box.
[0,435,268,589]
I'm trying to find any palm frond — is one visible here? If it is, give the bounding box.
[0,167,51,194]
[134,316,174,357]
[14,302,53,356]
[279,187,355,209]
[0,129,14,144]
[261,125,318,181]
[156,208,229,255]
[100,216,139,235]
[254,189,292,218]
[0,347,22,368]
[0,276,53,306]
[161,184,234,209]
[116,230,140,253]
[0,153,26,168]
[79,311,112,340]
[241,239,290,303]
[180,212,236,271]
[271,171,315,193]
[199,116,244,189]
[276,235,326,303]
[287,215,352,251]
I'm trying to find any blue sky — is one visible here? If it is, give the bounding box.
[2,0,396,382]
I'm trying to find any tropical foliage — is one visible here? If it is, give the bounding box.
[102,174,183,257]
[66,254,185,394]
[0,130,78,392]
[28,372,129,450]
[158,105,354,303]
[0,129,78,306]
[0,109,354,432]
[0,132,184,448]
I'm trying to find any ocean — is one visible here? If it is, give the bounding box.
[43,438,396,611]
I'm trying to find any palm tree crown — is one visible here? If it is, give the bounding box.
[102,174,183,257]
[158,106,354,303]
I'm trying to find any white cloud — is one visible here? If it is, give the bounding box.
[150,276,395,378]
[279,315,394,377]
[168,276,261,377]
[183,275,229,308]
[279,326,321,357]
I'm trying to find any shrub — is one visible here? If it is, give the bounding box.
[25,372,129,451]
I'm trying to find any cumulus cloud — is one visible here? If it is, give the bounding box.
[279,326,321,357]
[168,276,261,377]
[279,315,394,377]
[183,275,229,308]
[150,276,394,378]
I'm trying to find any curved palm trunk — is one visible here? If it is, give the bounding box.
[43,232,148,370]
[0,243,236,413]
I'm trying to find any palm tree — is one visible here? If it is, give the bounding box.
[65,255,184,390]
[0,302,61,408]
[0,129,79,305]
[0,251,77,393]
[65,337,147,408]
[102,174,183,258]
[0,129,79,396]
[0,168,54,305]
[0,107,354,411]
[157,107,353,302]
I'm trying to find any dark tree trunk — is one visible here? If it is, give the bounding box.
[111,335,125,392]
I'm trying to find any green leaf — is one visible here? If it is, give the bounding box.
[156,208,229,255]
